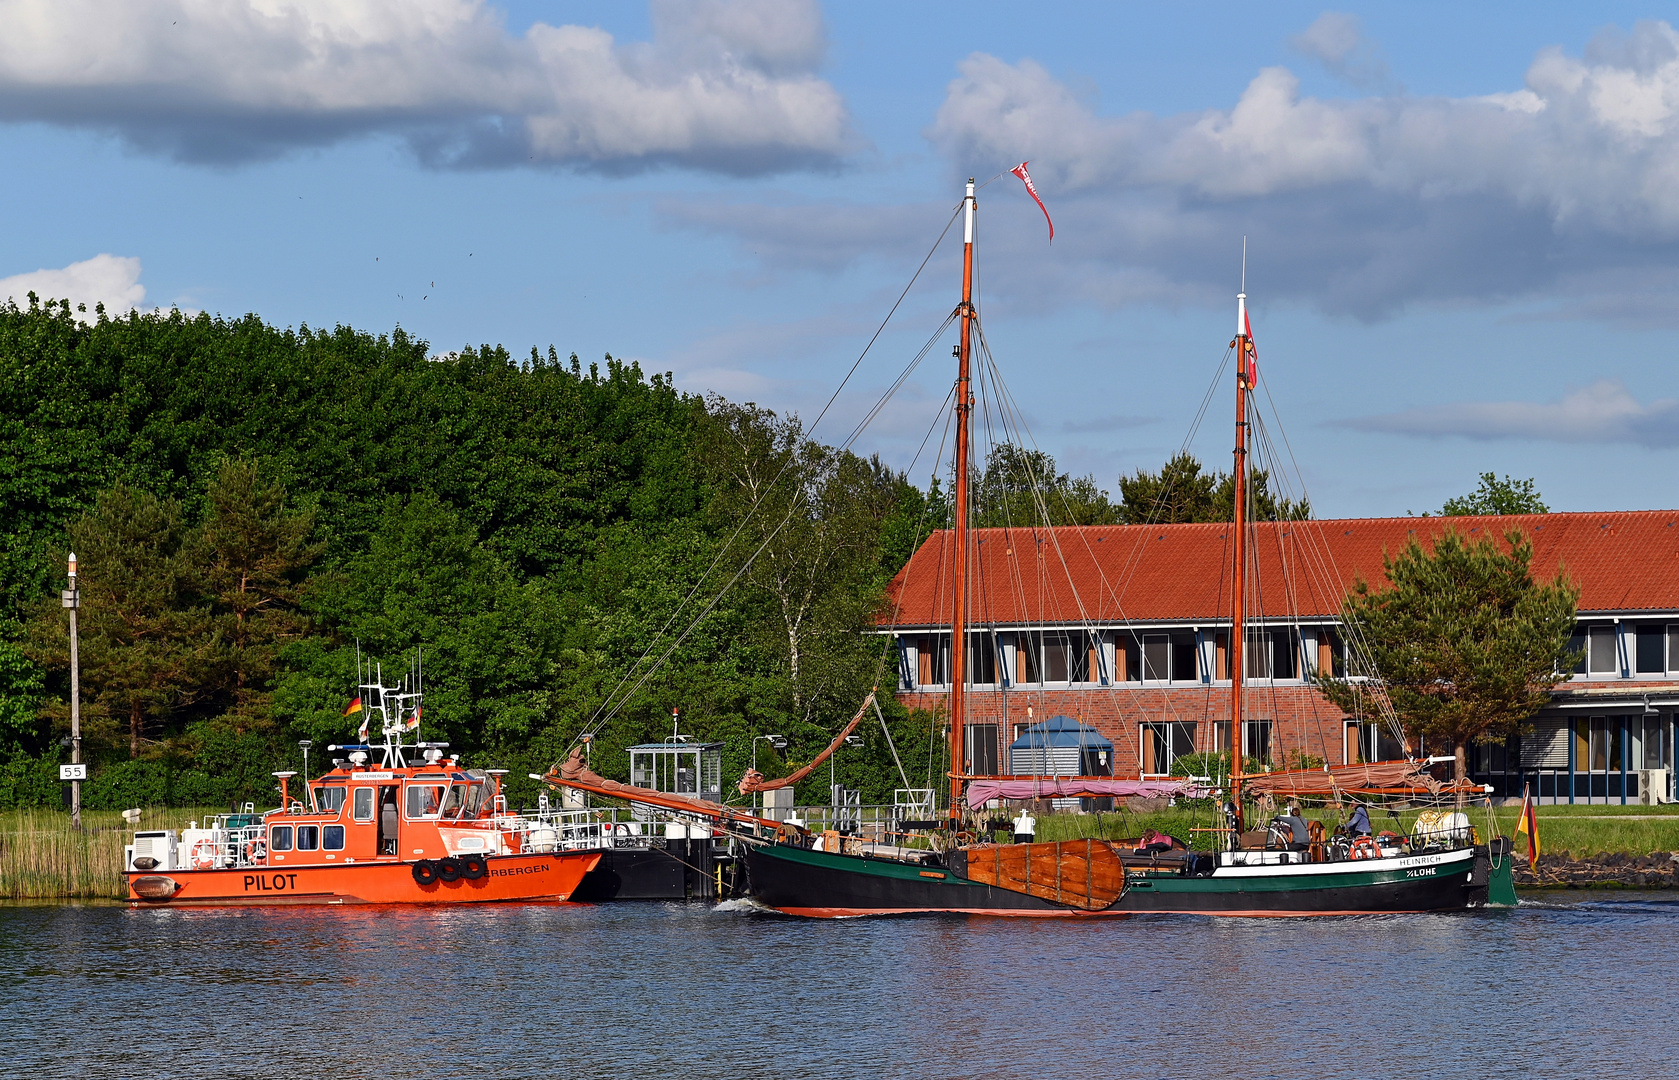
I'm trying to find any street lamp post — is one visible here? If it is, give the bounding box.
[64,553,81,831]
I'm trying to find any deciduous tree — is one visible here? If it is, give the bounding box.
[1315,529,1579,802]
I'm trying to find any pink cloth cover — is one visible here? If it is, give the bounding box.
[965,778,1205,807]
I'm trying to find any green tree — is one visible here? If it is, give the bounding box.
[1314,528,1579,801]
[1441,473,1549,516]
[1117,451,1309,524]
[697,399,903,729]
[199,457,323,725]
[970,444,1121,527]
[25,486,213,760]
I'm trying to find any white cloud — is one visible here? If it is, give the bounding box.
[914,18,1679,320]
[1288,12,1397,92]
[0,0,851,172]
[0,254,147,319]
[1351,380,1679,447]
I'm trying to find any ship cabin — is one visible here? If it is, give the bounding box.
[150,743,515,875]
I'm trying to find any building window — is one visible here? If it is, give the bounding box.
[1139,632,1197,683]
[1344,720,1405,764]
[901,634,948,687]
[1243,719,1272,766]
[1588,625,1618,675]
[1116,634,1141,682]
[1141,721,1196,775]
[1018,631,1093,684]
[965,632,999,686]
[1245,631,1298,681]
[1316,630,1346,677]
[1142,634,1169,681]
[1636,624,1666,674]
[967,724,999,775]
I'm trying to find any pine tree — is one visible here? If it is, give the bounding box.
[26,486,212,759]
[197,457,323,730]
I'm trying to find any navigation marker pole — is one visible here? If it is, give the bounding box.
[65,552,82,831]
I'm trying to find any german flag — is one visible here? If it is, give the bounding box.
[342,697,363,717]
[1515,785,1540,873]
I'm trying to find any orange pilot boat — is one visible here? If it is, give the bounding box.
[123,663,600,907]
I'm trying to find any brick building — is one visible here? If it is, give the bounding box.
[885,511,1679,804]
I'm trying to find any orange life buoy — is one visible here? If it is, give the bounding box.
[1349,836,1378,860]
[190,839,217,870]
[244,838,267,864]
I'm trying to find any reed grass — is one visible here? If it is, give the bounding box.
[0,808,217,900]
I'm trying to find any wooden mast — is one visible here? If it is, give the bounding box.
[949,178,977,823]
[1230,286,1249,814]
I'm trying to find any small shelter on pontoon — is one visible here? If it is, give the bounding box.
[1009,717,1113,810]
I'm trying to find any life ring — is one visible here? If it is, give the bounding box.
[459,854,488,880]
[411,859,439,886]
[244,838,267,864]
[435,856,463,883]
[190,839,217,870]
[1349,836,1379,860]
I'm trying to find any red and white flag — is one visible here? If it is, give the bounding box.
[1011,161,1053,244]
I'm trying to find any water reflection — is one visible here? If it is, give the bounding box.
[1,895,1672,1079]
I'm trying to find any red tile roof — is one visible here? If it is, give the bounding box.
[881,511,1679,628]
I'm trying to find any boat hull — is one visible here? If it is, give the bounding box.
[1118,847,1479,916]
[743,843,1128,917]
[124,850,602,907]
[744,841,1482,918]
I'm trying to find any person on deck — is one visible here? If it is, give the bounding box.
[1347,803,1372,837]
[1012,809,1036,845]
[1278,804,1310,852]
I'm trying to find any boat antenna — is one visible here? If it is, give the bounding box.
[948,177,977,825]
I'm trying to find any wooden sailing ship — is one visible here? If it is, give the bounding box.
[550,180,1517,917]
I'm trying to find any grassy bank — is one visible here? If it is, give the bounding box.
[1031,803,1679,858]
[0,808,215,900]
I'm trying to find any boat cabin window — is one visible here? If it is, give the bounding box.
[439,784,470,820]
[270,825,294,852]
[314,785,347,814]
[323,825,345,850]
[462,781,493,818]
[353,786,375,822]
[297,825,320,851]
[405,784,446,820]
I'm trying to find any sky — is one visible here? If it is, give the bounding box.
[2,1,1678,519]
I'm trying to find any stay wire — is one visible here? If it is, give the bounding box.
[574,202,965,749]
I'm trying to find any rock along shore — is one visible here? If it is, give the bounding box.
[1514,852,1679,889]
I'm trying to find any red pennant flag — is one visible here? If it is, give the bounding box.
[1242,308,1259,384]
[1011,161,1053,244]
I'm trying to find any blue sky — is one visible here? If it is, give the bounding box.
[2,1,1677,518]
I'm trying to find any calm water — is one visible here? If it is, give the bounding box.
[3,893,1673,1079]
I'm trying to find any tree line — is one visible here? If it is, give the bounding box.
[0,294,1569,812]
[0,298,943,810]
